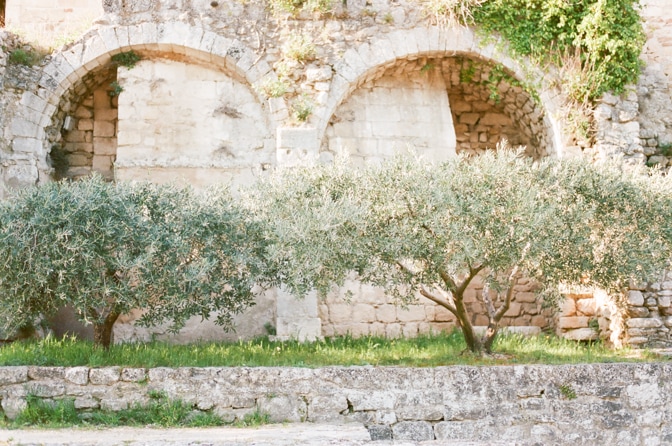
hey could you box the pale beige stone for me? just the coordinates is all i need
[557,316,590,329]
[397,305,427,322]
[376,305,397,323]
[576,298,597,316]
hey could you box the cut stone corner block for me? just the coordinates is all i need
[275,288,323,342]
[276,127,320,167]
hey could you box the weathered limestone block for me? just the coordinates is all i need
[28,367,65,380]
[368,424,393,441]
[89,367,121,385]
[629,306,650,318]
[307,395,348,422]
[25,382,66,398]
[628,290,645,306]
[65,367,90,385]
[562,328,599,341]
[121,368,146,383]
[561,298,576,316]
[392,421,434,441]
[347,391,396,411]
[397,305,426,322]
[257,394,307,423]
[626,318,663,329]
[1,397,27,420]
[0,367,29,385]
[375,410,397,425]
[557,316,590,329]
[74,396,100,409]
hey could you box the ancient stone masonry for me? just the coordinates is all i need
[1,364,671,445]
[1,0,672,346]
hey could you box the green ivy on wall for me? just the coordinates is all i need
[472,0,645,103]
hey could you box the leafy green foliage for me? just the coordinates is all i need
[108,80,123,97]
[255,77,290,98]
[291,94,314,122]
[0,176,264,348]
[0,332,652,368]
[471,0,645,102]
[111,50,141,69]
[245,151,672,353]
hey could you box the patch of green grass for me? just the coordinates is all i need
[0,331,656,368]
[12,395,80,428]
[3,391,226,429]
[7,48,44,66]
[234,410,271,427]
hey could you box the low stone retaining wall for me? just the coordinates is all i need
[0,364,670,445]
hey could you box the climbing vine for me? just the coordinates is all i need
[471,0,645,103]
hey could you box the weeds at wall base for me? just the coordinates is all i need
[0,392,253,429]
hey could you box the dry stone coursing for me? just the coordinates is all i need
[1,364,671,445]
[321,274,553,339]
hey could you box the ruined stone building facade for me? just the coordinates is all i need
[1,0,671,346]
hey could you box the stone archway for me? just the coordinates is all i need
[14,22,289,185]
[316,26,567,159]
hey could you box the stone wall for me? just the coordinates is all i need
[114,58,275,189]
[1,364,671,444]
[59,81,118,180]
[325,61,457,165]
[320,274,552,339]
[625,272,672,347]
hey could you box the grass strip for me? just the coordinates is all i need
[0,331,658,368]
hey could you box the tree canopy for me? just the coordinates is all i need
[0,176,264,348]
[245,150,672,353]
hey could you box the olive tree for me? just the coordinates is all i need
[0,176,264,348]
[245,150,672,354]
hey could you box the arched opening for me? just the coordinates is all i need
[322,54,548,165]
[46,48,276,189]
[319,53,553,338]
[52,67,118,181]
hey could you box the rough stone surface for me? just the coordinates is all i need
[0,364,671,444]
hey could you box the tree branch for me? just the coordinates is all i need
[481,281,496,319]
[455,264,485,295]
[438,267,458,293]
[419,286,458,315]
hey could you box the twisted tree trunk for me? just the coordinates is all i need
[90,309,120,349]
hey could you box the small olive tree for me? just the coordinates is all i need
[0,176,264,348]
[245,151,672,354]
